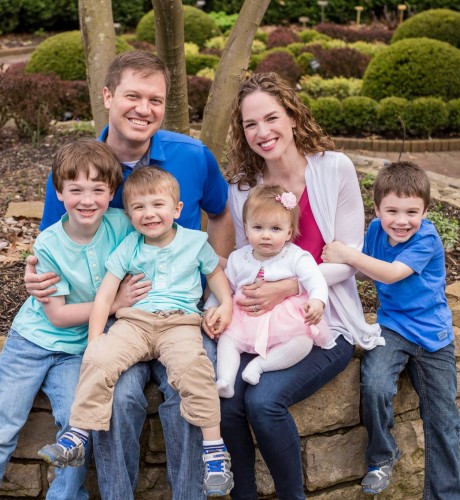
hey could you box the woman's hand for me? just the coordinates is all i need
[237,278,299,316]
[24,255,60,303]
[110,274,152,314]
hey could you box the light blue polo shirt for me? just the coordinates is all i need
[106,224,219,315]
[12,208,132,354]
[40,128,228,231]
[363,218,453,352]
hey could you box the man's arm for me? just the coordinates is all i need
[206,202,235,259]
[322,241,414,284]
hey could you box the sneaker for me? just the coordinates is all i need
[203,449,234,497]
[361,462,395,494]
[38,431,87,468]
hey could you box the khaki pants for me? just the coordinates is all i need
[70,308,220,431]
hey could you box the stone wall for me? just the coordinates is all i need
[1,282,459,499]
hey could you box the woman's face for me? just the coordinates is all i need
[240,91,296,162]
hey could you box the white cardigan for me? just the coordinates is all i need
[228,151,383,350]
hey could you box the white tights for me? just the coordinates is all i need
[216,335,313,398]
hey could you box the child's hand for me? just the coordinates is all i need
[304,298,324,325]
[321,241,351,264]
[203,304,232,339]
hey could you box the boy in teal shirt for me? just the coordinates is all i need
[0,139,135,499]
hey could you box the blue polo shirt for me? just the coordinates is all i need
[363,218,453,352]
[40,128,228,231]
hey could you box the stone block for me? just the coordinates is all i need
[146,416,166,464]
[309,483,368,499]
[394,370,419,416]
[134,467,170,499]
[145,382,162,415]
[5,201,44,220]
[254,448,275,496]
[0,463,42,497]
[32,391,51,411]
[13,412,57,459]
[291,358,360,436]
[305,426,368,490]
[447,281,460,300]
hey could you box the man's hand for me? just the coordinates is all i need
[110,274,152,314]
[304,298,325,325]
[24,255,60,303]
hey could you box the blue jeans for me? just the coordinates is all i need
[92,333,217,500]
[361,326,460,500]
[220,335,354,500]
[0,330,89,500]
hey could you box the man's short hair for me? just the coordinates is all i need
[122,167,180,210]
[52,139,123,194]
[104,51,171,95]
[373,161,431,210]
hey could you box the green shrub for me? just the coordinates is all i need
[254,29,268,44]
[287,43,308,58]
[296,52,316,75]
[18,0,78,32]
[447,99,460,132]
[185,53,220,75]
[406,97,448,138]
[112,0,150,29]
[205,36,227,51]
[309,97,343,135]
[196,67,215,80]
[299,29,331,43]
[136,6,221,48]
[0,0,21,35]
[184,42,200,56]
[208,11,238,33]
[299,75,362,100]
[342,96,378,133]
[26,31,133,81]
[251,39,267,55]
[298,92,312,108]
[348,41,387,58]
[305,38,347,50]
[392,9,460,49]
[427,205,459,252]
[362,38,460,101]
[376,97,410,134]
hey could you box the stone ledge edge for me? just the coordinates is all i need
[334,137,460,152]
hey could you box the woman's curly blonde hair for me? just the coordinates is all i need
[227,72,335,189]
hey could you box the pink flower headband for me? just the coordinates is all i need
[275,192,297,210]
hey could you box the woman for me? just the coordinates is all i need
[220,72,383,499]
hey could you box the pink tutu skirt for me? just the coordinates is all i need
[222,291,334,358]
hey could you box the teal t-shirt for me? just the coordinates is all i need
[106,224,219,315]
[12,208,132,354]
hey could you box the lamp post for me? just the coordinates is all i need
[397,4,407,24]
[317,0,328,23]
[298,16,309,29]
[355,6,363,26]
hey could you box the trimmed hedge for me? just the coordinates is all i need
[342,96,378,133]
[299,75,362,100]
[392,9,460,49]
[447,99,460,132]
[406,97,448,138]
[376,97,410,134]
[309,97,343,135]
[254,51,302,86]
[136,6,221,48]
[185,53,220,76]
[26,31,133,81]
[361,38,460,101]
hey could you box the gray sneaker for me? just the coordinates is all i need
[38,431,87,468]
[361,462,395,494]
[203,449,234,497]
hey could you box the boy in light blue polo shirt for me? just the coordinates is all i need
[40,167,235,497]
[322,162,460,498]
[0,139,133,499]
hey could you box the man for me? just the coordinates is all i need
[25,50,234,500]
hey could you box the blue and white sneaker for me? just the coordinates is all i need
[203,447,234,496]
[361,462,395,494]
[38,430,88,468]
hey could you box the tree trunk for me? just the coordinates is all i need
[152,0,190,134]
[78,0,116,137]
[201,0,271,164]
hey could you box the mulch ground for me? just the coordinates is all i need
[0,126,459,335]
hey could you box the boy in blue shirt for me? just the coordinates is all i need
[39,167,234,497]
[0,139,134,499]
[322,162,460,498]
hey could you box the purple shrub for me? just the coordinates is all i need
[267,27,301,49]
[255,51,302,86]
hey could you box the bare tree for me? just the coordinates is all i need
[78,0,116,136]
[152,0,190,134]
[201,0,271,162]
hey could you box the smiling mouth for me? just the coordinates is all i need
[129,118,150,127]
[259,138,276,149]
[78,209,97,216]
[392,228,410,235]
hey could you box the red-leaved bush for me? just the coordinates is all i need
[315,22,393,44]
[267,27,301,49]
[187,75,212,121]
[255,51,302,85]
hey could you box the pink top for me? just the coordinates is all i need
[294,188,325,264]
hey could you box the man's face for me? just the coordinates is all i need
[103,69,167,149]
